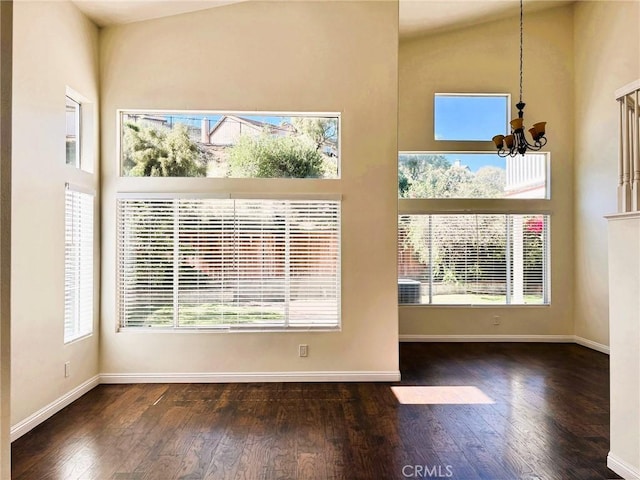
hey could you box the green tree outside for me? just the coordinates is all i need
[227,134,325,178]
[122,122,208,177]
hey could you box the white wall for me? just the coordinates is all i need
[398,5,575,338]
[573,0,640,347]
[100,1,400,379]
[607,214,640,479]
[574,2,640,476]
[11,1,100,428]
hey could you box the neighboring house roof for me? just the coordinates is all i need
[128,114,168,124]
[208,115,292,138]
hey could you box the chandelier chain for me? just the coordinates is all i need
[519,0,524,103]
[491,0,547,157]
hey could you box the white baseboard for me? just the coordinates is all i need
[100,370,402,384]
[574,335,610,354]
[10,374,100,442]
[399,334,611,355]
[608,452,640,479]
[399,334,575,343]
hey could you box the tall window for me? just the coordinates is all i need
[117,197,340,330]
[398,93,550,306]
[116,110,341,331]
[64,186,94,342]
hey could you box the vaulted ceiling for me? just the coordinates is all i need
[70,0,574,37]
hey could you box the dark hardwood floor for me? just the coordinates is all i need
[12,343,619,479]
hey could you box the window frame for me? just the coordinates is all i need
[434,93,511,142]
[398,149,552,307]
[398,151,550,200]
[398,213,551,306]
[65,95,81,168]
[114,107,344,334]
[116,109,342,179]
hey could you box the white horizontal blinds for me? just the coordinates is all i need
[232,200,287,326]
[508,215,549,305]
[177,199,236,326]
[287,201,340,327]
[118,199,175,327]
[64,188,94,342]
[398,215,430,304]
[397,214,549,305]
[118,198,340,328]
[432,215,508,304]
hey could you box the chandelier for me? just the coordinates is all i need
[492,0,547,157]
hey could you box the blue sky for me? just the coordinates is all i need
[434,95,508,141]
[162,113,286,128]
[443,153,505,172]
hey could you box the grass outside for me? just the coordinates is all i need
[144,303,285,326]
[429,294,544,305]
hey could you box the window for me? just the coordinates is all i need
[434,94,509,141]
[399,152,548,199]
[400,93,550,306]
[398,214,549,305]
[117,197,340,330]
[66,96,81,167]
[119,111,340,178]
[64,186,94,342]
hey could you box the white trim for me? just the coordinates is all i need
[116,192,342,201]
[608,452,640,480]
[100,370,401,384]
[605,211,640,221]
[10,375,100,442]
[398,198,552,216]
[615,79,640,101]
[399,334,574,343]
[65,182,96,196]
[118,108,342,117]
[574,336,610,354]
[399,335,610,354]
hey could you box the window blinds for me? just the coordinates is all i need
[64,187,94,342]
[398,214,549,305]
[117,198,340,329]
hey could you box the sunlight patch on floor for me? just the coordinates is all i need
[391,386,494,405]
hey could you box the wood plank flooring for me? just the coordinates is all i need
[12,343,619,479]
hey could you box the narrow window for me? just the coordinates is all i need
[66,96,81,167]
[64,186,94,342]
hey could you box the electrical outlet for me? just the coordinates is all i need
[493,315,501,326]
[299,344,309,357]
[64,361,71,378]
